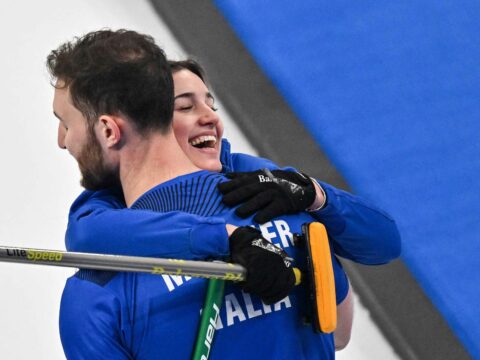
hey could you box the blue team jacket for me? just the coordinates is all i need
[60,171,350,359]
[66,139,400,264]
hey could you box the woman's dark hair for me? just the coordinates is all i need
[47,29,174,134]
[169,59,207,84]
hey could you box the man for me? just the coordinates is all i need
[49,29,350,359]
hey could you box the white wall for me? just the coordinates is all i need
[0,1,397,358]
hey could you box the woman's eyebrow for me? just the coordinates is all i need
[174,92,194,100]
[174,92,215,101]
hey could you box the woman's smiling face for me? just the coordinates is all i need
[172,69,224,172]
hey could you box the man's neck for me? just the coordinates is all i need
[119,131,201,207]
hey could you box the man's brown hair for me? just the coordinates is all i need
[47,29,174,134]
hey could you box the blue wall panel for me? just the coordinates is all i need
[214,0,480,356]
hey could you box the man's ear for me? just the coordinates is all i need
[97,115,122,148]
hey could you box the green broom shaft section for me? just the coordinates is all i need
[192,279,226,360]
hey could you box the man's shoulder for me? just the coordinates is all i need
[69,188,125,216]
[132,170,228,215]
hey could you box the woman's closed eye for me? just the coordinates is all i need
[176,105,193,112]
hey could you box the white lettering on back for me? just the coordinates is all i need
[262,302,272,314]
[259,222,275,243]
[162,275,192,292]
[274,296,292,311]
[242,292,263,319]
[225,293,247,326]
[274,220,293,248]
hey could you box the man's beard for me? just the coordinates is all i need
[77,131,120,191]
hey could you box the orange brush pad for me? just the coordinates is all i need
[305,222,337,333]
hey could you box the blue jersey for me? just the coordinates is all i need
[60,171,349,359]
[66,139,400,264]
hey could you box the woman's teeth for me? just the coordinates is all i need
[190,135,217,148]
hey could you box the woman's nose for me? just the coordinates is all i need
[198,106,219,126]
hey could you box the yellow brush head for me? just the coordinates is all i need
[303,222,337,333]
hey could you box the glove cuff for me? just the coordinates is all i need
[306,177,327,211]
[229,226,261,250]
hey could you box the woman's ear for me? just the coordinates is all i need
[98,115,122,148]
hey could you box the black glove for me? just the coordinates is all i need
[229,226,295,304]
[218,169,316,224]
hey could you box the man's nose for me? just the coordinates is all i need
[57,124,66,149]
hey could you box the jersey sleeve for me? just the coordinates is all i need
[229,152,279,172]
[312,181,401,265]
[59,276,132,360]
[229,153,401,265]
[66,189,229,260]
[332,254,349,304]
